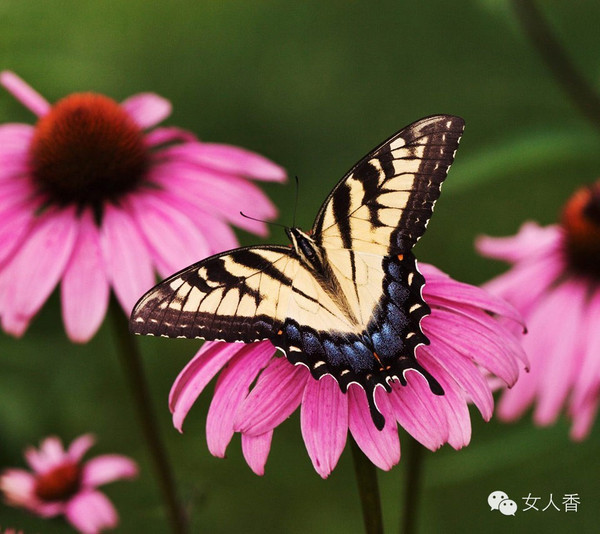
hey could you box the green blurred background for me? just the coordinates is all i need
[1,1,599,532]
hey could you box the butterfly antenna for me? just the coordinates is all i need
[293,175,300,228]
[239,211,287,230]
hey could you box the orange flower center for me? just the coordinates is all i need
[561,182,600,276]
[29,93,149,212]
[34,462,82,502]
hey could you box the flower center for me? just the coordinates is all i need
[561,182,600,276]
[34,462,82,502]
[29,93,149,211]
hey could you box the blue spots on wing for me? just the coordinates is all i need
[285,322,301,346]
[387,280,410,306]
[372,322,405,360]
[341,341,373,371]
[302,330,323,357]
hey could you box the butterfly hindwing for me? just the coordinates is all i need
[314,115,465,255]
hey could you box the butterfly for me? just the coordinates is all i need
[130,115,465,430]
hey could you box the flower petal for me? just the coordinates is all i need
[169,341,242,432]
[235,358,308,436]
[206,341,274,458]
[65,490,118,534]
[127,192,210,278]
[0,71,51,117]
[0,123,34,158]
[0,469,36,506]
[388,375,449,451]
[416,353,471,449]
[120,93,171,129]
[0,208,77,337]
[241,431,273,476]
[100,204,155,315]
[145,127,197,147]
[67,434,96,463]
[300,375,348,479]
[162,142,287,181]
[82,455,138,488]
[476,222,562,263]
[348,385,400,470]
[61,210,110,343]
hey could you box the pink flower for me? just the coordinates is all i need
[0,71,285,342]
[0,434,137,534]
[169,263,527,478]
[477,182,600,440]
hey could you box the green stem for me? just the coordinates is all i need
[512,0,600,133]
[401,437,424,534]
[109,297,188,534]
[350,436,384,534]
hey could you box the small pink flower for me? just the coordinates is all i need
[169,263,527,478]
[0,434,137,534]
[477,182,600,441]
[0,71,285,342]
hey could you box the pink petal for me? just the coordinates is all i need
[127,193,210,278]
[0,469,36,505]
[534,281,586,425]
[0,123,34,157]
[67,434,96,463]
[300,375,348,479]
[162,142,286,181]
[0,71,51,117]
[424,312,520,387]
[424,275,524,327]
[154,189,239,254]
[145,127,197,147]
[206,341,274,458]
[416,353,471,449]
[234,358,309,436]
[100,204,155,315]
[348,385,400,470]
[241,431,273,476]
[0,197,36,266]
[423,341,494,421]
[65,490,118,534]
[82,455,138,488]
[120,93,171,129]
[570,399,598,441]
[0,208,78,336]
[61,210,110,343]
[572,292,600,409]
[169,341,242,431]
[388,374,449,451]
[150,163,277,236]
[25,436,66,473]
[475,222,562,263]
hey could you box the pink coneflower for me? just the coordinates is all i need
[169,263,527,478]
[477,182,600,440]
[0,434,137,534]
[0,71,285,342]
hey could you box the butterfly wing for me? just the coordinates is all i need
[313,114,465,255]
[130,245,298,341]
[130,244,359,343]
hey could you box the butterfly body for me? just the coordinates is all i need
[130,115,465,429]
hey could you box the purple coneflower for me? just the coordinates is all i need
[478,181,600,440]
[169,262,527,478]
[0,434,137,534]
[0,71,285,342]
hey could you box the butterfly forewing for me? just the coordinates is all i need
[314,115,465,255]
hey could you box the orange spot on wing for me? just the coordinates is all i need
[277,329,283,335]
[373,352,384,370]
[397,254,404,261]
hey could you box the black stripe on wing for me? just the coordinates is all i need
[129,245,295,342]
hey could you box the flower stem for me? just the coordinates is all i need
[350,436,384,534]
[512,0,600,134]
[400,437,424,534]
[109,296,188,534]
